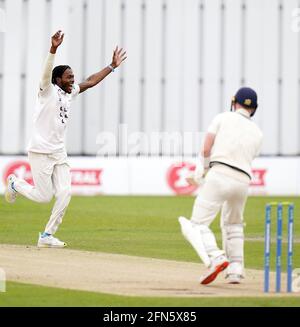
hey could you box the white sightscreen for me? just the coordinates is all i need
[0,0,299,156]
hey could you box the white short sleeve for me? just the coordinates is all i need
[207,113,223,134]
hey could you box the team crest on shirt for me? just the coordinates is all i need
[57,89,69,124]
[59,106,69,124]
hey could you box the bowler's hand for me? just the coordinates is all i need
[50,30,64,54]
[111,46,127,69]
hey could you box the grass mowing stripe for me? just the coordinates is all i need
[1,196,300,270]
[0,282,300,307]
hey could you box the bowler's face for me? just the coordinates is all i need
[60,69,75,94]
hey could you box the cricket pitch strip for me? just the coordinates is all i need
[0,244,298,297]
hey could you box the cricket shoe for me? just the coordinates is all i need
[225,262,244,284]
[5,174,18,203]
[199,254,229,285]
[37,233,67,248]
[225,273,243,284]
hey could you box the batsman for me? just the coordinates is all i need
[179,87,263,284]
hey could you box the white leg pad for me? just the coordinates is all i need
[179,217,211,267]
[199,224,224,260]
[223,224,244,267]
[179,217,224,267]
[226,262,244,276]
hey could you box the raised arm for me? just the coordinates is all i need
[79,46,127,94]
[40,30,64,91]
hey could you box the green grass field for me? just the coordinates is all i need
[1,195,300,306]
[2,282,300,307]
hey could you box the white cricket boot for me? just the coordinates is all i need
[5,174,18,203]
[199,254,229,285]
[226,274,243,284]
[225,262,244,284]
[37,233,67,248]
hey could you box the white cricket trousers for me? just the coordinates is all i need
[191,164,250,271]
[14,151,71,235]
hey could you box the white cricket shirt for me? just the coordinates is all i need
[207,109,263,177]
[27,83,80,154]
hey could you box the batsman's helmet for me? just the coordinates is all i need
[231,87,258,117]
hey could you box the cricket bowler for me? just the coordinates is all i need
[5,30,127,248]
[179,87,263,284]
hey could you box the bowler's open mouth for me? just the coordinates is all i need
[67,84,73,93]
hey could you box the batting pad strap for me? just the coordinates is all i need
[224,223,244,237]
